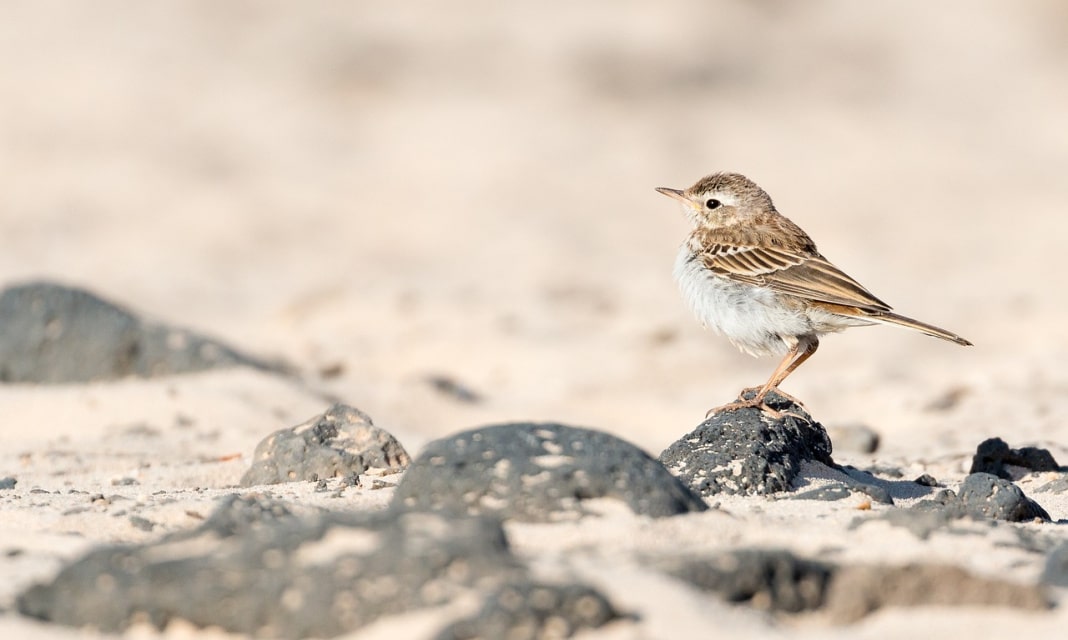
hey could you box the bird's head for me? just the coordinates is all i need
[656,172,776,228]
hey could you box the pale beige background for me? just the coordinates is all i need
[1,2,1067,637]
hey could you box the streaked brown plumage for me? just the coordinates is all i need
[657,172,971,415]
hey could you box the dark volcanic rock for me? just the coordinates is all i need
[914,474,940,487]
[17,495,531,638]
[0,476,16,490]
[658,549,832,613]
[0,281,282,383]
[18,494,623,638]
[957,473,1050,521]
[656,549,1049,622]
[241,404,410,486]
[824,563,1050,623]
[912,473,1050,523]
[659,391,834,496]
[436,581,626,640]
[970,437,1060,479]
[392,423,707,521]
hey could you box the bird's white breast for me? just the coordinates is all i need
[673,245,810,357]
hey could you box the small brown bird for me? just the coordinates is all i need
[656,172,971,415]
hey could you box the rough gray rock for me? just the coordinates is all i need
[877,507,962,540]
[658,549,832,613]
[17,495,534,638]
[1035,474,1068,494]
[792,479,896,504]
[1041,542,1068,587]
[912,473,1050,522]
[826,423,880,454]
[392,423,708,522]
[824,563,1050,623]
[241,404,410,486]
[914,474,940,487]
[0,476,16,490]
[970,437,1061,479]
[0,281,282,383]
[791,483,852,502]
[655,549,1049,622]
[436,581,626,640]
[659,391,834,496]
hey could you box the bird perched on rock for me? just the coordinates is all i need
[657,172,971,416]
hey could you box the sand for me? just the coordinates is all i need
[1,1,1067,637]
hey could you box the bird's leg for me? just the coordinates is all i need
[751,337,819,406]
[707,338,820,418]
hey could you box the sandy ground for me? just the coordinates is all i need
[2,1,1068,637]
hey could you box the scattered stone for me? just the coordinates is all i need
[659,549,832,614]
[862,463,905,479]
[957,473,1050,521]
[1041,542,1068,587]
[0,281,285,383]
[1035,475,1068,494]
[849,483,891,505]
[393,423,707,522]
[18,495,536,638]
[913,473,1050,523]
[970,437,1060,479]
[317,362,346,379]
[659,391,834,497]
[436,581,626,640]
[877,507,961,540]
[111,477,139,487]
[424,373,482,403]
[657,549,1050,622]
[791,484,852,502]
[914,474,940,487]
[923,385,970,412]
[834,468,894,505]
[128,516,155,532]
[826,424,880,454]
[0,476,16,490]
[824,563,1050,623]
[240,404,409,487]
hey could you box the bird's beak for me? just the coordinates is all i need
[655,187,689,205]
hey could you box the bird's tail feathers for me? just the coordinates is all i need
[865,311,972,346]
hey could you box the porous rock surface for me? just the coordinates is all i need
[241,403,410,486]
[392,422,708,521]
[436,581,626,640]
[657,549,832,613]
[970,437,1060,479]
[659,391,834,496]
[0,281,280,383]
[17,494,622,638]
[912,472,1051,523]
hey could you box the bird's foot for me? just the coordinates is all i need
[704,387,808,420]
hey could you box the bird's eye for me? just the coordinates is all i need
[705,199,721,210]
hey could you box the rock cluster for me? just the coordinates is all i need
[0,281,282,382]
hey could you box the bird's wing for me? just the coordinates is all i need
[702,243,892,312]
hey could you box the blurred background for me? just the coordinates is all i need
[2,0,1066,454]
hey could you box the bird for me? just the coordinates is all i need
[656,171,971,416]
